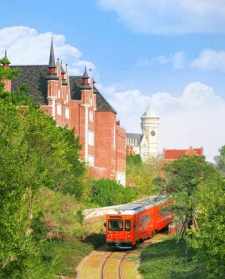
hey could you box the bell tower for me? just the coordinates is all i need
[140,106,160,161]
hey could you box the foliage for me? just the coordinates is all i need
[33,188,103,277]
[127,154,142,166]
[191,170,225,278]
[154,154,225,277]
[156,156,211,238]
[41,239,92,277]
[0,66,85,277]
[89,179,137,207]
[215,145,225,175]
[126,155,161,197]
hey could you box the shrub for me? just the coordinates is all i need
[89,179,137,207]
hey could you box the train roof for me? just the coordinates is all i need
[108,195,169,216]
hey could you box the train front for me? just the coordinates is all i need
[105,215,135,249]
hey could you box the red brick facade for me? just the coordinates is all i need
[163,147,204,161]
[1,44,126,185]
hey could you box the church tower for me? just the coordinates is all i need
[140,106,160,161]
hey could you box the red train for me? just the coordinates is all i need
[104,195,173,249]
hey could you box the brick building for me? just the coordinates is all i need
[163,147,204,161]
[1,41,126,185]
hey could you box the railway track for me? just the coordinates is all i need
[101,251,129,279]
[76,234,167,279]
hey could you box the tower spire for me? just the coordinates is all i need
[83,65,89,78]
[49,37,56,68]
[47,38,58,79]
[81,65,91,88]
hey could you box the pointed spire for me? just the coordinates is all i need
[47,38,59,80]
[49,37,56,68]
[83,65,89,78]
[81,65,91,88]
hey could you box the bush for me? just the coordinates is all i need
[89,179,137,207]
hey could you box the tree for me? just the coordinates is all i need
[215,145,225,175]
[0,67,85,277]
[157,156,211,238]
[192,167,225,278]
[89,179,137,207]
[126,155,161,197]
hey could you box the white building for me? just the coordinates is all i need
[127,107,160,161]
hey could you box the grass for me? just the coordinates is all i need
[41,239,93,277]
[139,238,205,279]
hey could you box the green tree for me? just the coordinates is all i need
[191,168,225,278]
[0,67,85,278]
[215,145,225,175]
[126,155,161,197]
[89,179,137,207]
[157,156,211,238]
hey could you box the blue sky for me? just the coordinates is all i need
[1,0,225,160]
[1,0,225,94]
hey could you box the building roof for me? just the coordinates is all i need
[11,65,116,113]
[164,147,204,160]
[108,195,168,215]
[12,65,48,104]
[69,75,116,113]
[126,133,142,142]
[142,105,159,118]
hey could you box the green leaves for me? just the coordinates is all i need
[157,154,225,277]
[89,179,137,207]
[0,66,85,277]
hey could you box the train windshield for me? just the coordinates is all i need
[108,220,123,231]
[125,220,131,231]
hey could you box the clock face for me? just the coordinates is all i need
[151,130,156,136]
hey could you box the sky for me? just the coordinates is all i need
[1,0,225,161]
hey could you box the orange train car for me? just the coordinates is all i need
[104,195,173,249]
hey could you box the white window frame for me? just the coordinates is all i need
[88,130,94,146]
[89,110,94,122]
[58,89,61,99]
[57,104,62,116]
[65,107,70,119]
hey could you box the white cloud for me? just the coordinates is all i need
[98,0,225,34]
[191,49,225,72]
[148,52,186,69]
[0,26,95,75]
[102,82,225,161]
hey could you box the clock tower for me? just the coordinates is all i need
[140,106,160,161]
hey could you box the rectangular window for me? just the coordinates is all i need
[65,107,69,119]
[89,110,94,122]
[57,104,62,116]
[88,130,94,146]
[108,220,123,231]
[113,126,116,148]
[125,220,131,231]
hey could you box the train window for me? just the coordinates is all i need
[108,220,123,231]
[125,220,131,231]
